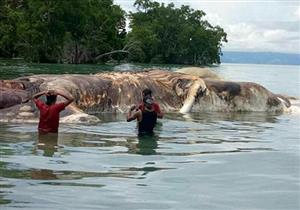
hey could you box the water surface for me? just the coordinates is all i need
[0,61,299,209]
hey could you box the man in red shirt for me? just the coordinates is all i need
[138,88,163,118]
[127,95,158,135]
[33,90,74,134]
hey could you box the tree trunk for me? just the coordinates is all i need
[74,42,78,64]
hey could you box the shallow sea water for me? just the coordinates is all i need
[0,62,299,209]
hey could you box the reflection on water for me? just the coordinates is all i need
[0,111,299,209]
[0,60,182,80]
[36,133,59,157]
[129,134,159,155]
[0,181,14,205]
[167,111,280,124]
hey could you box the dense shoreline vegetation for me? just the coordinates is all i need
[0,0,227,65]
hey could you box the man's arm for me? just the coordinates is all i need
[32,91,47,109]
[54,90,74,106]
[32,91,47,99]
[155,103,164,118]
[127,105,141,122]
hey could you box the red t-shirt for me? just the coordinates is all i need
[34,99,66,134]
[138,102,161,113]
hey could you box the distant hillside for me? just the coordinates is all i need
[221,51,300,65]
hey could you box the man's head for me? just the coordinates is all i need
[142,88,152,97]
[143,95,153,109]
[46,95,57,105]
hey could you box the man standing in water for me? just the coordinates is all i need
[127,95,158,135]
[139,88,164,119]
[33,90,74,134]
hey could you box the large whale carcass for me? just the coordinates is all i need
[0,69,292,123]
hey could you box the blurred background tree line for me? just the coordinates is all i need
[0,0,227,65]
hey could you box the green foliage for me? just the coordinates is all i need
[0,0,126,63]
[128,0,227,65]
[0,0,227,65]
[0,0,22,58]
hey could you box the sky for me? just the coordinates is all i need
[114,0,300,54]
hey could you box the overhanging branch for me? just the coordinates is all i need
[95,50,129,60]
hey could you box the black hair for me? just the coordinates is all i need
[142,88,152,97]
[46,95,57,105]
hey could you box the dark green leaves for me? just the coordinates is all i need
[127,0,227,65]
[0,0,126,63]
[0,0,227,65]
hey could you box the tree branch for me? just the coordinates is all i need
[95,50,129,60]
